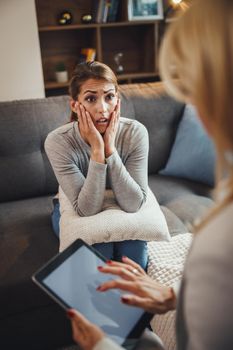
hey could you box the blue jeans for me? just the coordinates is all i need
[51,201,148,270]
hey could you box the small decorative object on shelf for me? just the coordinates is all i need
[127,0,163,21]
[79,48,96,62]
[57,10,73,25]
[81,14,93,23]
[55,62,68,83]
[114,52,124,74]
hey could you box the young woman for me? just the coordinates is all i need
[67,0,233,349]
[45,61,149,269]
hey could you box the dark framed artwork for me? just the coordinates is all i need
[128,0,164,20]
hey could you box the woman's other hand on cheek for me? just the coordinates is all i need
[67,309,105,350]
[104,99,120,158]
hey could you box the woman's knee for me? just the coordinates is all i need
[92,242,114,261]
[51,201,60,238]
[114,240,148,270]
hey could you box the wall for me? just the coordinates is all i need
[0,0,45,102]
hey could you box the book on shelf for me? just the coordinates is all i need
[96,0,105,23]
[107,0,120,22]
[80,48,96,62]
[102,0,111,23]
[92,0,119,23]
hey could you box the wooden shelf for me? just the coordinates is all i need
[39,24,98,31]
[39,20,163,32]
[35,0,163,96]
[45,81,69,89]
[45,72,159,90]
[117,72,159,81]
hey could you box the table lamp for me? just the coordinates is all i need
[164,0,189,19]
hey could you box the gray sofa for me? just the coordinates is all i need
[0,82,214,349]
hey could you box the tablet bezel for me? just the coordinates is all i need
[32,239,153,345]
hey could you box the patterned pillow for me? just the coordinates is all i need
[148,233,193,350]
[59,186,170,252]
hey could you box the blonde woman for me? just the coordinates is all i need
[67,1,233,349]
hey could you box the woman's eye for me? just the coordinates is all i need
[106,93,115,101]
[85,95,96,103]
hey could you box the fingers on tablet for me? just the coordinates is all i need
[96,279,140,293]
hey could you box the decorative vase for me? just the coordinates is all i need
[55,71,68,83]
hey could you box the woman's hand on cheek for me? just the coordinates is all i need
[76,102,97,142]
[104,99,120,158]
[76,102,105,163]
[67,309,105,350]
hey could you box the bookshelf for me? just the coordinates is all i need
[35,0,164,96]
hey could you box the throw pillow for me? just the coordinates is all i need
[159,104,216,186]
[148,232,193,350]
[59,186,171,252]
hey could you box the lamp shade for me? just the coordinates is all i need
[164,0,189,19]
[171,0,183,4]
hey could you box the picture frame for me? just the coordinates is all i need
[128,0,164,21]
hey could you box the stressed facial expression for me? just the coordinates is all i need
[78,78,118,133]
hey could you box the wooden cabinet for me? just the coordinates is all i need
[35,0,164,96]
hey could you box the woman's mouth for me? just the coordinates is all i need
[96,118,108,125]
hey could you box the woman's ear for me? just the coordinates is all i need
[70,99,77,113]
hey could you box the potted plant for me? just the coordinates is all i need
[55,62,68,83]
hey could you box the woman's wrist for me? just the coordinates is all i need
[105,146,115,158]
[91,149,105,164]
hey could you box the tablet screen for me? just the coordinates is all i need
[38,243,147,346]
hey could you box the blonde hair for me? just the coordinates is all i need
[159,0,233,218]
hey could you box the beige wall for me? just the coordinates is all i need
[0,0,44,101]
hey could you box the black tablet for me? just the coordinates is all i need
[32,239,153,347]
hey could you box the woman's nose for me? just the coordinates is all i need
[96,98,107,113]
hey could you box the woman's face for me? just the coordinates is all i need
[77,78,118,134]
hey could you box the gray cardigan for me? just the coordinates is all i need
[45,118,148,216]
[177,201,233,350]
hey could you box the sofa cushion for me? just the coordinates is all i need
[120,83,185,174]
[0,195,59,317]
[0,96,70,202]
[0,305,72,349]
[149,174,214,231]
[165,195,214,231]
[160,206,188,236]
[159,104,216,186]
[149,174,213,204]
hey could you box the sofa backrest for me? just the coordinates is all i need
[120,82,185,174]
[0,96,70,202]
[0,82,184,202]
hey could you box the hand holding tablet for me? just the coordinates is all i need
[32,239,153,347]
[67,309,106,350]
